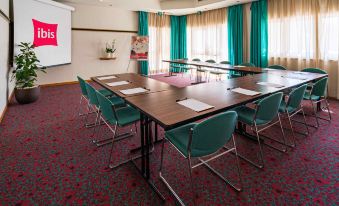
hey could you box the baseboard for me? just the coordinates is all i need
[40,79,92,87]
[0,90,14,123]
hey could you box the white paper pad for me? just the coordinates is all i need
[106,81,129,87]
[293,71,306,75]
[119,87,148,95]
[177,98,214,112]
[98,76,117,80]
[231,88,261,96]
[257,82,284,88]
[282,75,307,80]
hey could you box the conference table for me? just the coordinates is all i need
[92,69,327,203]
[163,59,264,84]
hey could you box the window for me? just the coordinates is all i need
[186,8,228,62]
[319,12,339,61]
[268,15,316,59]
[148,13,171,74]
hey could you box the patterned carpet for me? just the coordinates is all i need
[0,74,338,205]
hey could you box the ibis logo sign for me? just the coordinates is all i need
[32,19,58,47]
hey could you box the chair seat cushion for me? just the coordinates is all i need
[166,123,204,157]
[303,92,320,101]
[108,106,140,126]
[99,89,114,97]
[278,100,297,114]
[233,106,270,126]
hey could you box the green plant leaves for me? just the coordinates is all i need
[12,42,46,88]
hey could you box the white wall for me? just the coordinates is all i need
[36,3,139,84]
[0,0,10,118]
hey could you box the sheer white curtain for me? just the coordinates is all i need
[187,8,228,62]
[268,0,339,98]
[148,13,171,74]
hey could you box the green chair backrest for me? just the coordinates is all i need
[205,59,216,63]
[85,83,100,107]
[302,68,327,74]
[239,62,255,67]
[268,65,287,70]
[256,92,283,123]
[220,61,230,64]
[192,58,201,62]
[287,84,307,110]
[311,77,328,97]
[77,76,88,96]
[191,111,237,157]
[96,91,118,123]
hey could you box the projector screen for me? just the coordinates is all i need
[13,0,74,67]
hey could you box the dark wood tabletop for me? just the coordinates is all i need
[125,71,327,130]
[91,73,178,98]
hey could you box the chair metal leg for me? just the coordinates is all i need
[232,135,243,191]
[301,108,310,135]
[324,99,332,120]
[286,113,296,147]
[78,95,85,116]
[187,155,196,206]
[108,124,118,167]
[254,125,265,168]
[311,100,320,128]
[159,140,186,206]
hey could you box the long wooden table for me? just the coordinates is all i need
[92,73,178,98]
[92,70,327,203]
[163,59,264,84]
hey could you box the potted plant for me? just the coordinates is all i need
[105,39,116,58]
[12,42,46,104]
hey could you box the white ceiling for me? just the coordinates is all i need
[57,0,256,15]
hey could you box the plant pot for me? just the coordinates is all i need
[14,86,40,104]
[106,53,113,58]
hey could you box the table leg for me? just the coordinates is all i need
[140,113,145,174]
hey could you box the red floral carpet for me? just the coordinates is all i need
[0,74,338,205]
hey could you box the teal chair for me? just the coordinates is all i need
[96,91,140,169]
[268,65,287,70]
[233,92,286,168]
[192,58,201,62]
[301,67,328,97]
[77,76,113,116]
[301,68,327,74]
[303,77,331,127]
[85,83,125,145]
[220,60,231,64]
[159,111,242,205]
[204,59,226,82]
[279,84,309,147]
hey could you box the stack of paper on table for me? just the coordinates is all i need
[98,75,117,80]
[106,81,129,87]
[119,87,148,95]
[257,82,284,88]
[231,88,261,96]
[177,98,214,112]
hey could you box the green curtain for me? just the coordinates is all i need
[138,11,149,75]
[170,16,187,72]
[228,5,243,66]
[250,0,268,67]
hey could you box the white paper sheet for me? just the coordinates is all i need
[98,75,117,80]
[106,81,129,87]
[177,98,214,112]
[257,82,284,88]
[119,87,148,95]
[231,88,261,96]
[282,75,307,80]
